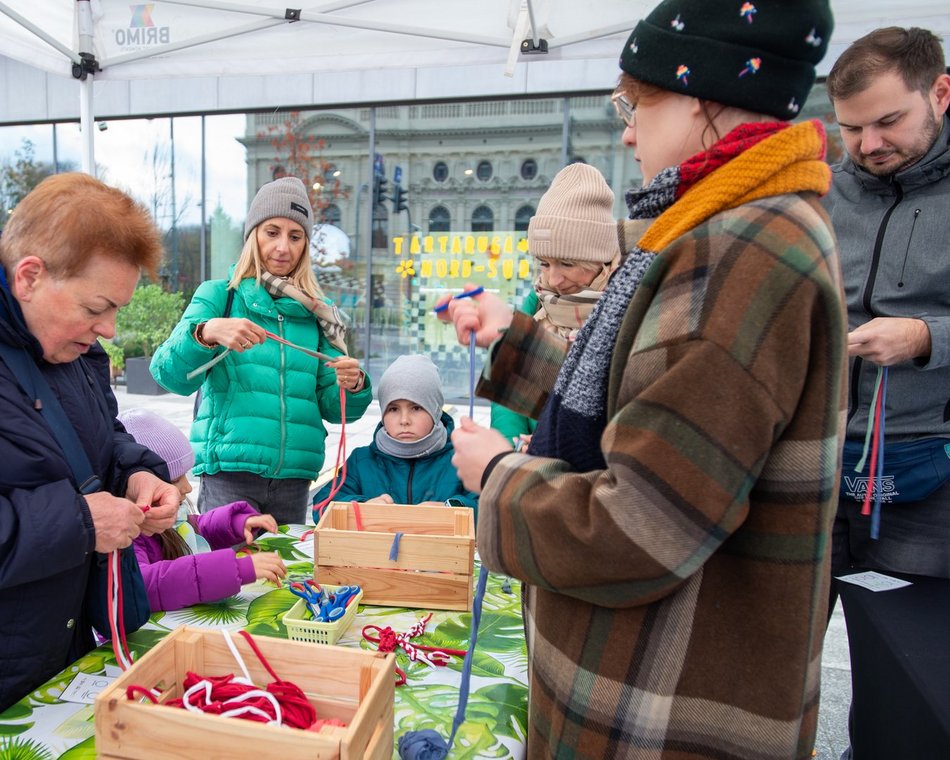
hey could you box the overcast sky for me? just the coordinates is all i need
[0,114,248,227]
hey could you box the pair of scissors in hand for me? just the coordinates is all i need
[288,579,325,620]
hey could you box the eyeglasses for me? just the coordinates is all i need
[611,91,636,128]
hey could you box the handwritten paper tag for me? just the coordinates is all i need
[60,673,116,704]
[836,571,912,592]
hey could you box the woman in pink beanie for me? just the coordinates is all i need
[118,409,286,611]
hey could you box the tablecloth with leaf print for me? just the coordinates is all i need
[0,525,528,759]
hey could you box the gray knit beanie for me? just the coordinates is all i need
[377,355,444,424]
[244,176,314,241]
[528,163,620,264]
[118,408,194,481]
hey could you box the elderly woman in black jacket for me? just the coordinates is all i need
[0,173,179,711]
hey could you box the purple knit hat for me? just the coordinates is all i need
[118,408,194,481]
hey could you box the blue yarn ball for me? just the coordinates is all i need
[398,729,450,760]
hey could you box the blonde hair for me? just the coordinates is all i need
[228,225,325,301]
[0,172,163,280]
[535,257,612,292]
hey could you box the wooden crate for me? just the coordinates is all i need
[95,626,395,760]
[313,501,475,611]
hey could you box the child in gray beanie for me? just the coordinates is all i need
[312,355,477,518]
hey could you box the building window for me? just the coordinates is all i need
[520,159,537,180]
[514,205,534,232]
[476,160,493,182]
[320,203,341,225]
[472,205,494,232]
[433,161,449,182]
[428,205,451,233]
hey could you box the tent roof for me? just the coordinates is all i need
[1,0,948,125]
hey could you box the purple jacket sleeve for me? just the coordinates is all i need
[194,500,260,549]
[132,528,256,612]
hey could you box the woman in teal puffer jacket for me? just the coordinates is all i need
[151,177,372,524]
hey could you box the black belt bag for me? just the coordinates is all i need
[840,437,950,504]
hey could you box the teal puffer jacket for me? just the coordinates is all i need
[150,276,372,480]
[490,290,539,445]
[312,414,478,519]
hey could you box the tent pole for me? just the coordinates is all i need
[80,77,95,175]
[77,0,96,176]
[0,2,81,64]
[200,115,207,283]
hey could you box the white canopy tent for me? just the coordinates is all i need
[1,1,948,172]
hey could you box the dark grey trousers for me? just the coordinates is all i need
[196,470,311,526]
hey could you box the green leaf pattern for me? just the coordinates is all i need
[0,532,528,759]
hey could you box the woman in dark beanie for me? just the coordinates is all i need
[440,1,847,757]
[151,177,372,524]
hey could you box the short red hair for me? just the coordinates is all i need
[0,172,164,281]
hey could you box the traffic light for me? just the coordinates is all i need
[373,176,390,206]
[393,184,408,214]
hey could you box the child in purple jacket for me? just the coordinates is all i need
[118,409,287,611]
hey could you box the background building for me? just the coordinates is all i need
[240,87,838,395]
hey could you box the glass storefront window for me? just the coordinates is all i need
[2,82,840,399]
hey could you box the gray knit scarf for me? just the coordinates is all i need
[375,419,448,459]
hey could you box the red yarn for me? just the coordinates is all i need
[126,631,325,731]
[107,549,134,669]
[311,386,349,520]
[161,671,316,729]
[362,613,468,686]
[861,378,885,517]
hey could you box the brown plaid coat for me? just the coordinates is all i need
[477,191,847,759]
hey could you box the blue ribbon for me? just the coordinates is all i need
[389,531,403,561]
[397,565,490,759]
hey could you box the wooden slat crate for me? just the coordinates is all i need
[313,501,475,611]
[95,626,395,760]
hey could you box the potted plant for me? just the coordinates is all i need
[97,338,125,388]
[116,284,185,395]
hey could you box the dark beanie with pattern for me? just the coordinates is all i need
[619,0,833,120]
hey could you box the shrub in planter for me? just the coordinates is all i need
[97,338,125,387]
[116,284,185,395]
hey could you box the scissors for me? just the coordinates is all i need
[288,579,325,620]
[322,585,360,622]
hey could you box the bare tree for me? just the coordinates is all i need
[0,139,76,220]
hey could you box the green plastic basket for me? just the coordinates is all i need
[281,584,363,646]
